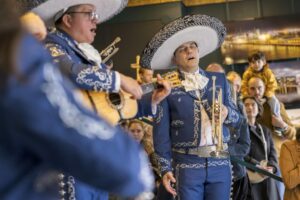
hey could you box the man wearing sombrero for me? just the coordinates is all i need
[18,0,170,111]
[1,0,160,200]
[141,14,242,199]
[15,0,171,199]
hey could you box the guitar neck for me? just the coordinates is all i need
[141,82,159,95]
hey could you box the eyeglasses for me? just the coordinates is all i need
[67,11,99,22]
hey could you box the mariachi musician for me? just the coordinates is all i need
[140,14,242,199]
[19,0,170,116]
[18,0,171,199]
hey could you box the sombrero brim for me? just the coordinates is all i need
[30,0,128,26]
[141,14,226,70]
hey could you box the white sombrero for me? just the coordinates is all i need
[140,14,226,70]
[17,0,128,26]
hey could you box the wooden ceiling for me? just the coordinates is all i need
[128,0,242,7]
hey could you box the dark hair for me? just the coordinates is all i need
[54,5,81,26]
[296,128,300,142]
[0,0,22,89]
[173,41,198,56]
[242,96,264,117]
[54,15,64,26]
[248,51,266,62]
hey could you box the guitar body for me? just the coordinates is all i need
[81,90,138,125]
[80,71,181,125]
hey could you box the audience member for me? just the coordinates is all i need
[247,77,296,156]
[128,120,145,143]
[206,62,225,73]
[280,128,300,200]
[227,71,242,102]
[227,71,252,200]
[243,96,281,200]
[241,51,282,134]
[139,67,154,84]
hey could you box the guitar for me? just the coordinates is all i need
[81,71,181,125]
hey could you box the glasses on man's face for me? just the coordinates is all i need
[67,11,99,22]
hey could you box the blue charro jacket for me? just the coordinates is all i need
[44,28,119,92]
[228,98,251,180]
[153,69,242,175]
[0,35,153,199]
[44,28,153,122]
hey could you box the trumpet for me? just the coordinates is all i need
[210,76,229,158]
[100,37,121,64]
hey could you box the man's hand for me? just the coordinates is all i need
[151,74,171,105]
[120,74,143,100]
[162,172,177,196]
[266,166,275,174]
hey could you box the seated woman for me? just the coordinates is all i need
[280,128,300,200]
[243,96,281,200]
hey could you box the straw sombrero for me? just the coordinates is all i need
[17,0,128,26]
[140,14,226,70]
